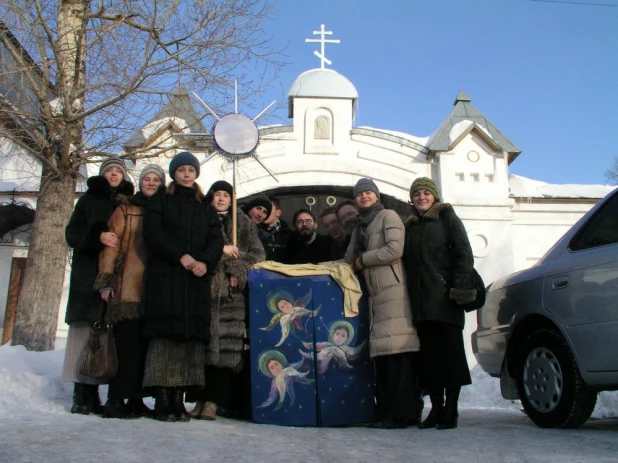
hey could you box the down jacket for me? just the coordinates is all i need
[330,209,420,358]
[207,211,265,369]
[403,202,475,328]
[65,176,134,324]
[142,184,224,343]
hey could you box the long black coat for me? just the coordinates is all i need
[65,176,134,324]
[143,184,224,343]
[402,202,474,328]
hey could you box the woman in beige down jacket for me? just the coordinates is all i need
[324,178,422,429]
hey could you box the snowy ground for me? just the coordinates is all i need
[1,342,617,463]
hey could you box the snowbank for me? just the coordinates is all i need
[509,174,615,199]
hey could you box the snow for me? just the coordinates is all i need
[509,174,616,199]
[358,126,433,147]
[448,120,492,145]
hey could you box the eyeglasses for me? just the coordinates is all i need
[295,219,314,226]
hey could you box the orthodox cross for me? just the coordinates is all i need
[305,24,340,69]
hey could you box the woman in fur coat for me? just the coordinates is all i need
[62,158,134,415]
[187,180,265,420]
[94,164,166,419]
[403,177,476,430]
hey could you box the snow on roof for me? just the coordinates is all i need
[358,126,433,147]
[449,119,492,145]
[509,174,615,199]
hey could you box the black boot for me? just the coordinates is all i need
[172,389,191,422]
[102,399,139,419]
[85,385,104,415]
[126,398,153,418]
[418,389,444,429]
[70,383,89,415]
[437,387,460,430]
[154,388,177,422]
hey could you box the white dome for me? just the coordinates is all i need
[287,68,358,117]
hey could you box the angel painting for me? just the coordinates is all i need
[260,289,319,347]
[299,320,367,375]
[257,350,313,410]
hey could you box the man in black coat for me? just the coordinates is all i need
[319,206,350,260]
[258,196,292,262]
[282,209,330,264]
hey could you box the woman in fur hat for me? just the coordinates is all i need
[187,180,265,420]
[141,152,224,422]
[94,164,166,419]
[62,158,134,415]
[403,177,475,430]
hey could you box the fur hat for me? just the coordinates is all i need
[244,194,272,217]
[410,177,440,201]
[99,158,128,179]
[139,164,166,186]
[353,178,380,198]
[169,151,200,179]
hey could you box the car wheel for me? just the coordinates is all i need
[516,328,597,428]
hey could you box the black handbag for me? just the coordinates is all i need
[79,301,118,379]
[459,268,486,313]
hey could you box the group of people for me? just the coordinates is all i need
[62,149,478,430]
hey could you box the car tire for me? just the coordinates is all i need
[516,328,597,428]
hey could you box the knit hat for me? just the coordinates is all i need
[139,164,166,186]
[410,177,440,201]
[208,180,234,197]
[244,194,272,217]
[353,178,380,198]
[169,151,200,179]
[99,158,128,179]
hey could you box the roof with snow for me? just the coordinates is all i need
[288,68,358,117]
[429,91,521,162]
[509,174,615,199]
[124,85,208,148]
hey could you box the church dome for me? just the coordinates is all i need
[287,68,358,117]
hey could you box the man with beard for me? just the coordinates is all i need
[336,200,359,236]
[319,206,350,260]
[282,209,330,264]
[258,196,292,262]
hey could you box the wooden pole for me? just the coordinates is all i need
[232,158,237,246]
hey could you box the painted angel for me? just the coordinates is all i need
[257,350,313,410]
[299,320,367,375]
[260,289,318,347]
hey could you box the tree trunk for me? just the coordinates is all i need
[11,172,76,351]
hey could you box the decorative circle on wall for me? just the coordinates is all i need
[467,229,489,258]
[467,150,480,163]
[305,196,316,206]
[326,196,337,206]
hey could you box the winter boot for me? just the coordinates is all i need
[102,399,138,419]
[188,401,204,418]
[200,401,217,421]
[172,389,191,422]
[154,388,177,422]
[418,389,445,429]
[126,398,153,418]
[437,387,460,430]
[86,385,104,415]
[70,383,90,415]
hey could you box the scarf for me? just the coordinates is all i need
[354,203,384,253]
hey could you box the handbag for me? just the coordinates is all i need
[79,301,118,379]
[459,268,486,313]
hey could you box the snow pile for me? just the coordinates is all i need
[448,120,492,145]
[358,126,433,147]
[509,174,615,199]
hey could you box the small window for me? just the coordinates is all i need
[456,173,465,182]
[570,193,618,251]
[485,174,494,183]
[471,173,480,182]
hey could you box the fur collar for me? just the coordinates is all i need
[86,175,134,199]
[405,201,452,224]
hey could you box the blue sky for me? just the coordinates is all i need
[245,0,618,185]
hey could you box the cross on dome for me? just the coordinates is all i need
[305,24,340,69]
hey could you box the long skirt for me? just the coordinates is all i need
[61,321,107,385]
[416,321,472,390]
[374,352,423,423]
[142,338,205,389]
[107,319,148,400]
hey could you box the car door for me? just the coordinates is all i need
[543,191,618,373]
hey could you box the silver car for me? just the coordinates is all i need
[472,188,618,428]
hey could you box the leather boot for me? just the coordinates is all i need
[86,385,103,415]
[172,388,191,422]
[70,383,89,415]
[188,401,204,418]
[103,399,139,419]
[437,387,460,430]
[126,398,153,418]
[418,389,444,429]
[154,388,177,422]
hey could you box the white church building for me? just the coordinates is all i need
[0,27,614,351]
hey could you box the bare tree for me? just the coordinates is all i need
[604,156,618,185]
[0,0,282,351]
